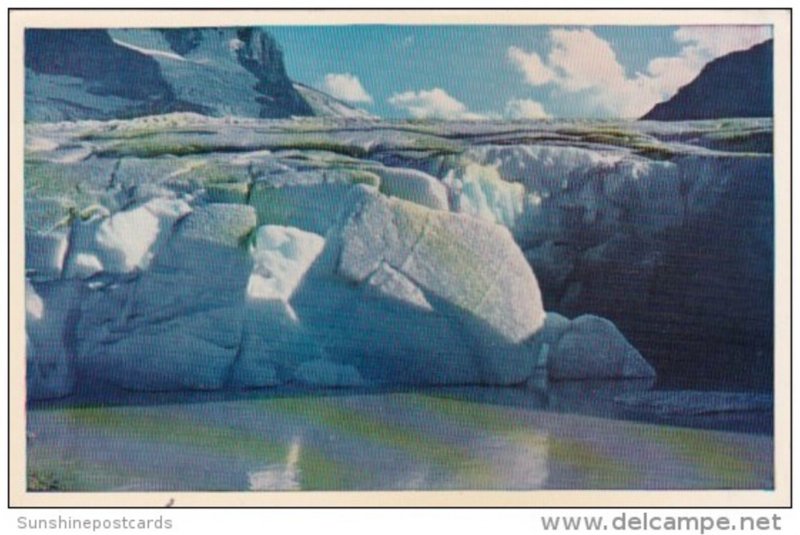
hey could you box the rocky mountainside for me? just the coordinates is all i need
[25,28,365,122]
[293,82,377,120]
[642,40,772,121]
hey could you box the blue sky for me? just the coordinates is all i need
[266,25,771,119]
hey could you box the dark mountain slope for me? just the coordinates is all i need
[642,40,772,121]
[25,27,316,121]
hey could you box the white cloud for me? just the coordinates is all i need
[675,25,772,58]
[322,73,373,104]
[388,88,486,120]
[644,50,706,95]
[508,26,771,118]
[505,98,550,119]
[547,29,628,93]
[507,46,556,86]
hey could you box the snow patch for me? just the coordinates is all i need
[247,225,325,302]
[111,37,188,62]
[373,166,449,211]
[70,253,104,279]
[64,198,191,277]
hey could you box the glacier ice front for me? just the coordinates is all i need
[46,115,782,397]
[531,313,656,380]
[231,224,329,388]
[291,186,546,386]
[75,203,257,391]
[25,280,78,400]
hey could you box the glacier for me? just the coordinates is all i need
[23,115,773,399]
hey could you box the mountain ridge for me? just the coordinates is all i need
[642,39,773,121]
[25,27,368,122]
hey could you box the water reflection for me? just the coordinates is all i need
[247,435,302,491]
[26,386,773,492]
